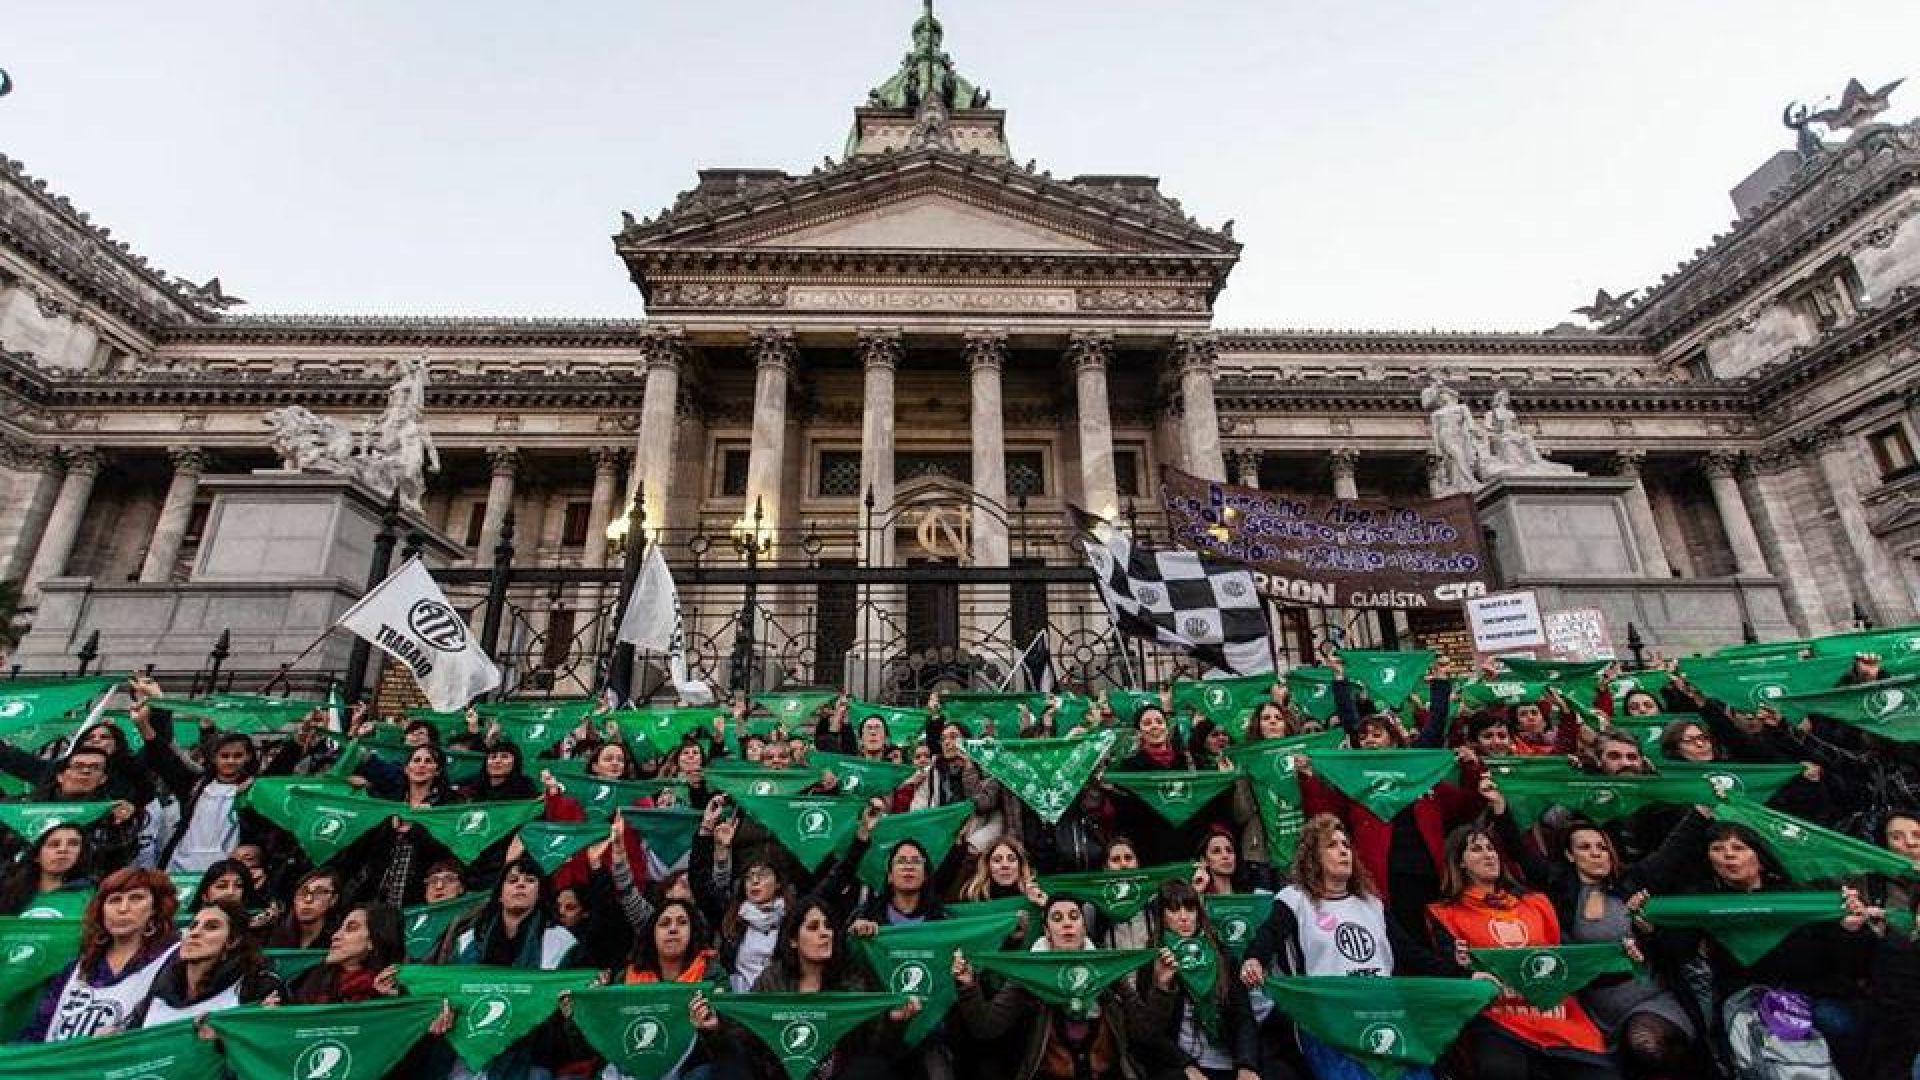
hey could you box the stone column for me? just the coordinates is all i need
[1172,333,1227,481]
[1329,447,1360,500]
[582,447,625,569]
[0,441,61,584]
[966,330,1010,568]
[138,447,208,583]
[856,329,902,566]
[1808,427,1919,623]
[1069,333,1119,519]
[744,328,797,535]
[1741,449,1824,634]
[1227,448,1262,489]
[631,327,684,531]
[476,447,519,567]
[1610,449,1674,578]
[24,447,103,602]
[1703,451,1769,576]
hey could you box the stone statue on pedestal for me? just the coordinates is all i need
[1479,389,1578,481]
[263,355,440,513]
[1422,377,1581,496]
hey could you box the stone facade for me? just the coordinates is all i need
[2,12,1919,673]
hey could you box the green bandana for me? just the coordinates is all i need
[263,948,331,985]
[1261,974,1499,1080]
[1776,675,1920,742]
[1808,626,1920,661]
[0,1018,224,1080]
[1711,797,1914,883]
[962,729,1117,825]
[1340,651,1435,709]
[706,763,821,799]
[1204,893,1275,960]
[546,771,688,819]
[147,694,316,734]
[1681,655,1855,711]
[940,693,1048,738]
[855,801,974,892]
[853,912,1018,1044]
[754,690,840,725]
[616,706,724,759]
[209,997,444,1080]
[1657,762,1803,803]
[403,893,487,960]
[0,916,82,1006]
[358,736,486,779]
[847,701,931,746]
[0,800,113,842]
[1470,944,1637,1009]
[1487,763,1793,828]
[728,792,865,871]
[0,677,118,740]
[517,820,605,873]
[966,949,1155,1017]
[486,714,572,755]
[809,751,915,798]
[946,894,1041,922]
[1036,863,1193,922]
[395,964,598,1069]
[568,983,711,1080]
[1456,678,1550,711]
[1712,640,1811,662]
[1605,715,1689,753]
[624,807,703,867]
[1607,671,1673,701]
[406,708,469,737]
[710,991,908,1080]
[1171,675,1277,736]
[1284,668,1340,723]
[1640,892,1845,965]
[1104,689,1164,725]
[1225,734,1339,865]
[241,782,387,862]
[1499,658,1608,700]
[1104,769,1240,825]
[1163,931,1222,1034]
[402,799,545,863]
[244,775,356,822]
[1305,749,1457,820]
[16,888,91,920]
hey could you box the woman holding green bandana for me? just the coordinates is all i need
[1135,878,1259,1080]
[0,821,92,916]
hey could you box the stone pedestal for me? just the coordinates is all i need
[1474,475,1796,652]
[12,473,464,676]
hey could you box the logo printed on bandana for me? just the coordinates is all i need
[466,996,512,1034]
[1204,687,1229,709]
[1104,880,1136,905]
[5,942,37,963]
[295,1038,354,1080]
[1776,822,1807,842]
[456,810,489,835]
[1754,683,1786,705]
[408,914,429,933]
[751,781,774,796]
[798,808,833,839]
[524,724,548,743]
[1221,918,1249,945]
[1523,952,1562,982]
[1163,781,1190,802]
[0,701,29,720]
[624,1017,665,1055]
[780,1019,821,1056]
[311,814,347,842]
[892,962,932,995]
[1378,667,1398,684]
[1362,1023,1402,1056]
[1059,964,1094,994]
[407,599,469,652]
[1868,688,1909,718]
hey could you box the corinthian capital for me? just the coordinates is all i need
[1170,331,1219,377]
[1610,448,1647,478]
[1703,450,1744,479]
[749,328,798,374]
[963,329,1008,373]
[61,447,105,476]
[638,325,687,373]
[167,446,210,476]
[487,446,520,477]
[1066,332,1113,374]
[854,329,903,372]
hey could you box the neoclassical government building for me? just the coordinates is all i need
[1,10,1917,686]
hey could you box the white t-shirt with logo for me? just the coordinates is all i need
[45,943,180,1041]
[1276,886,1394,977]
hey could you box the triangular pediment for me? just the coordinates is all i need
[752,190,1104,251]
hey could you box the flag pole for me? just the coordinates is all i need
[257,625,342,695]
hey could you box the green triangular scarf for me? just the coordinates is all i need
[710,991,908,1080]
[0,677,118,740]
[1605,714,1689,753]
[1284,668,1340,723]
[1305,749,1457,820]
[0,916,82,1004]
[568,983,711,1080]
[209,997,444,1080]
[1807,625,1920,661]
[1164,931,1222,1034]
[1606,670,1673,700]
[946,894,1041,922]
[846,701,931,746]
[616,705,724,759]
[1711,797,1914,883]
[1713,640,1812,661]
[1171,674,1278,736]
[1036,862,1193,922]
[1104,769,1240,825]
[1681,655,1856,711]
[965,949,1155,1017]
[1639,892,1845,965]
[1776,675,1920,742]
[1456,677,1551,711]
[15,888,91,920]
[1490,767,1796,829]
[545,771,687,819]
[939,692,1048,738]
[400,799,545,863]
[241,781,388,862]
[1469,943,1637,1009]
[1340,651,1435,709]
[263,948,331,985]
[244,775,357,822]
[1225,734,1339,865]
[0,1018,224,1080]
[754,690,840,725]
[1204,893,1275,960]
[1104,689,1164,725]
[809,751,916,798]
[728,792,865,871]
[1499,658,1608,700]
[853,912,1018,1044]
[1261,974,1499,1080]
[706,763,821,799]
[0,800,113,843]
[395,964,599,1069]
[147,694,316,734]
[624,807,704,867]
[1658,762,1803,803]
[854,801,974,892]
[403,893,487,960]
[962,729,1117,825]
[517,820,605,873]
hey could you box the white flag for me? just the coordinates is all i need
[616,545,713,704]
[336,557,501,712]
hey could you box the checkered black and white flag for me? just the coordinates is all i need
[1070,507,1275,676]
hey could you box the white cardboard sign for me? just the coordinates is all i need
[1467,591,1547,652]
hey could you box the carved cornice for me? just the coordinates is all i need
[1747,285,1920,404]
[163,315,653,348]
[1214,379,1750,416]
[1213,327,1649,356]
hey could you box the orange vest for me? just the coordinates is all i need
[1428,889,1607,1054]
[622,949,716,985]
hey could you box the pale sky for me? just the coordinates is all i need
[4,1,1916,331]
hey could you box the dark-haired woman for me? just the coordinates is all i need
[282,902,405,1004]
[0,822,93,916]
[436,856,578,969]
[128,900,280,1027]
[1139,879,1259,1080]
[849,837,949,933]
[337,743,460,906]
[263,867,344,950]
[1863,811,1920,1080]
[24,867,182,1041]
[593,898,725,1080]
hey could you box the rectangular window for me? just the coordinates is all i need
[464,502,487,547]
[819,450,863,497]
[560,501,592,548]
[1007,451,1045,498]
[1869,425,1918,480]
[717,447,751,497]
[1113,448,1142,498]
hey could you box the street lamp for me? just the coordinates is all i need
[602,487,647,703]
[728,496,772,694]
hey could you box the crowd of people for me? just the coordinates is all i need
[0,627,1918,1080]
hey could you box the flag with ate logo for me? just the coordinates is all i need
[395,964,598,1069]
[336,556,500,712]
[710,992,908,1080]
[0,1018,224,1080]
[1776,673,1920,742]
[1710,795,1914,883]
[962,729,1117,825]
[210,997,443,1080]
[1305,749,1457,821]
[1204,893,1275,960]
[1261,975,1498,1080]
[0,800,114,843]
[239,782,387,862]
[727,792,865,871]
[568,983,711,1080]
[852,912,1018,1045]
[1036,862,1193,922]
[1103,770,1240,825]
[1469,944,1638,1010]
[965,949,1155,1018]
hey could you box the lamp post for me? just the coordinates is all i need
[728,496,771,695]
[603,485,647,704]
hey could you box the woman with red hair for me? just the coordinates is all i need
[22,867,181,1041]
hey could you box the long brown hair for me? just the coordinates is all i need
[1436,823,1528,901]
[958,838,1032,902]
[1289,814,1378,902]
[79,867,179,972]
[1149,879,1228,1006]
